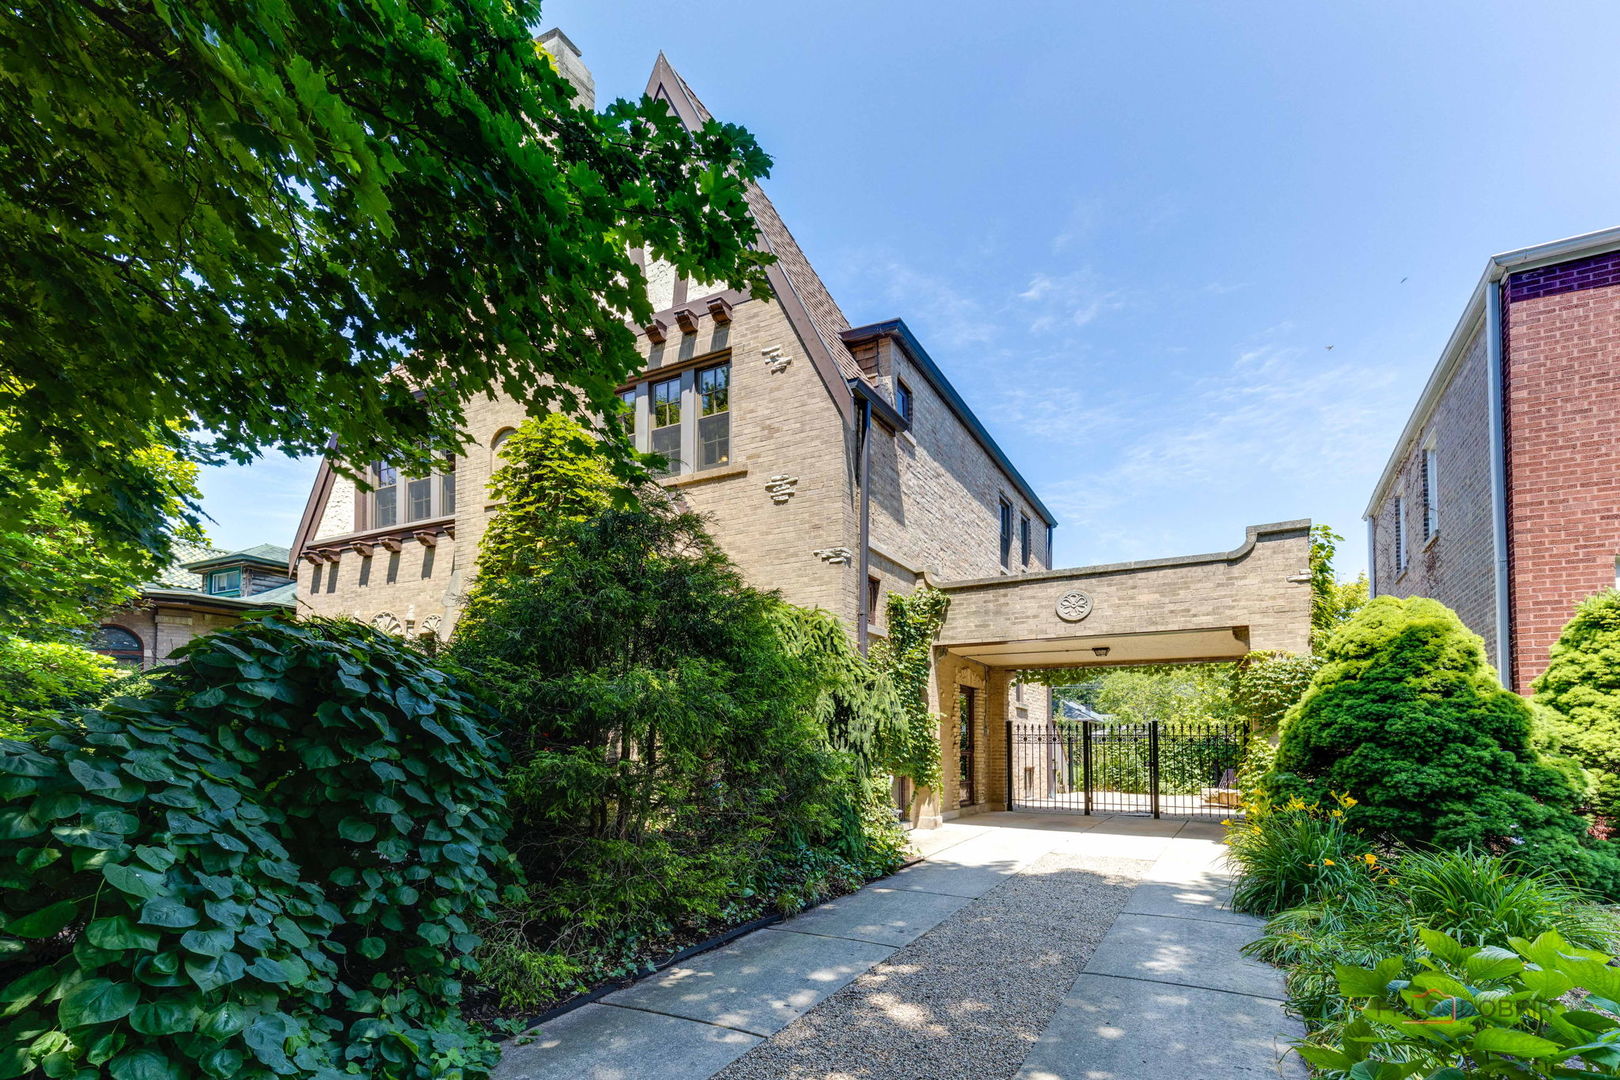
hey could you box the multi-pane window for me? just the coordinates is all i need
[650,377,682,475]
[895,379,913,424]
[1422,447,1438,540]
[697,363,730,469]
[1020,514,1032,566]
[1394,495,1408,574]
[371,458,453,529]
[999,498,1014,568]
[618,389,636,437]
[207,569,242,597]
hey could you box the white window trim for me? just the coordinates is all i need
[1422,443,1440,546]
[1393,490,1408,576]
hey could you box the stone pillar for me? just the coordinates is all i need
[984,668,1012,811]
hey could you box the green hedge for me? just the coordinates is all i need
[0,614,508,1080]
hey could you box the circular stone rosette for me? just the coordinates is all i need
[1055,590,1093,623]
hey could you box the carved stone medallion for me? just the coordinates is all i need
[1055,590,1093,623]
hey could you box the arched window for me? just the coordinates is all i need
[92,626,144,666]
[490,428,516,462]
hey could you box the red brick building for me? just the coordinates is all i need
[1366,226,1620,692]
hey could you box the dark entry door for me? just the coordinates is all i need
[957,688,977,806]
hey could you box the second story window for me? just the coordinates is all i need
[1422,447,1439,540]
[1394,494,1408,574]
[999,498,1014,568]
[207,569,241,597]
[697,362,730,468]
[895,379,914,424]
[650,376,682,475]
[1020,514,1032,566]
[370,457,454,529]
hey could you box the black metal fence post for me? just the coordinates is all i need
[1005,720,1015,812]
[1081,721,1093,816]
[1149,720,1161,819]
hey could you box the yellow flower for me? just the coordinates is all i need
[1362,853,1378,865]
[1322,858,1336,866]
[1330,809,1344,818]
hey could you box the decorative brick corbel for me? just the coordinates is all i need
[706,296,733,323]
[674,308,701,334]
[349,540,374,558]
[413,530,438,547]
[644,319,668,344]
[379,537,403,553]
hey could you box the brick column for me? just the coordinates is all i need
[983,668,1011,810]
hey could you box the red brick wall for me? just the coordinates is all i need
[1503,265,1620,690]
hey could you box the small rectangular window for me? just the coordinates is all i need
[1422,447,1438,540]
[697,363,730,469]
[1014,680,1024,704]
[867,576,882,625]
[374,462,398,528]
[650,377,681,475]
[999,498,1014,568]
[618,388,637,437]
[1394,495,1408,574]
[407,475,433,521]
[895,380,913,424]
[441,457,456,516]
[1020,514,1032,566]
[207,569,241,597]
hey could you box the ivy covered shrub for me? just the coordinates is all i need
[1534,590,1620,819]
[450,499,907,1014]
[0,636,119,738]
[1266,595,1620,894]
[0,614,508,1080]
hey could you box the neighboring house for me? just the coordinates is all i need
[286,35,1059,819]
[1365,225,1620,692]
[93,543,295,668]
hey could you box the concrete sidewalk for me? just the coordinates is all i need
[494,813,1304,1080]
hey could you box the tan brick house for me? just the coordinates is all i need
[287,40,1058,785]
[1366,225,1620,692]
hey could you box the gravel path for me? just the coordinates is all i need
[713,849,1150,1080]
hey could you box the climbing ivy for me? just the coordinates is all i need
[871,586,949,798]
[0,614,509,1080]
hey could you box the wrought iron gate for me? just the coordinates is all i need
[1005,719,1246,819]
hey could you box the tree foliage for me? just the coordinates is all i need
[0,615,509,1079]
[1310,524,1369,646]
[1232,650,1323,734]
[1267,596,1620,894]
[0,636,120,739]
[0,421,204,638]
[1,0,772,563]
[1533,589,1620,819]
[449,497,905,1013]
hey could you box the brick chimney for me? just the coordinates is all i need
[538,28,594,110]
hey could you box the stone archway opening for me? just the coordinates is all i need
[916,521,1313,828]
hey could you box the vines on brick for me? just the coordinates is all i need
[872,586,948,798]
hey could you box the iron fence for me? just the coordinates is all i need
[1006,719,1245,819]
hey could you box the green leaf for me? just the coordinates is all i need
[357,937,387,959]
[58,978,139,1028]
[107,1048,183,1080]
[0,966,60,1016]
[103,863,166,901]
[5,901,75,939]
[179,928,234,957]
[86,916,160,952]
[1337,958,1401,998]
[138,897,199,929]
[246,956,288,984]
[189,687,226,709]
[129,1000,197,1036]
[198,1000,250,1040]
[1471,1027,1562,1057]
[337,816,377,843]
[1418,928,1466,966]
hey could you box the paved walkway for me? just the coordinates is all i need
[495,813,1306,1080]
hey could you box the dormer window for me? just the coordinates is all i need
[368,457,455,529]
[207,569,242,597]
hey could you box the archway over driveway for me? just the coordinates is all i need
[916,520,1313,827]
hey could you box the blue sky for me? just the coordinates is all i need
[200,0,1620,578]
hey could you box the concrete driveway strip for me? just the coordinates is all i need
[494,1003,761,1080]
[770,886,974,947]
[1083,913,1283,998]
[605,925,895,1036]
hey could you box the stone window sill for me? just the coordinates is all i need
[659,462,749,488]
[1423,531,1440,551]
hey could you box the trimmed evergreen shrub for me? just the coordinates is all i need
[450,498,907,1013]
[1534,589,1620,819]
[1266,595,1620,894]
[0,614,508,1079]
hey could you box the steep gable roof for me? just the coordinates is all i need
[646,55,866,393]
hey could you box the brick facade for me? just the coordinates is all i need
[1367,236,1620,693]
[1368,322,1500,665]
[1502,260,1620,689]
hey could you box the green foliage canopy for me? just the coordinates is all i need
[1232,650,1323,734]
[1309,525,1369,646]
[0,615,509,1079]
[871,587,948,798]
[1534,589,1620,818]
[0,636,120,738]
[1,0,771,562]
[1267,595,1619,893]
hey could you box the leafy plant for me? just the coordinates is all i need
[1266,595,1620,895]
[871,586,949,799]
[1309,525,1368,647]
[0,636,120,738]
[1227,792,1377,916]
[2,0,772,567]
[1534,589,1620,820]
[1303,929,1620,1078]
[0,614,508,1079]
[1232,650,1323,734]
